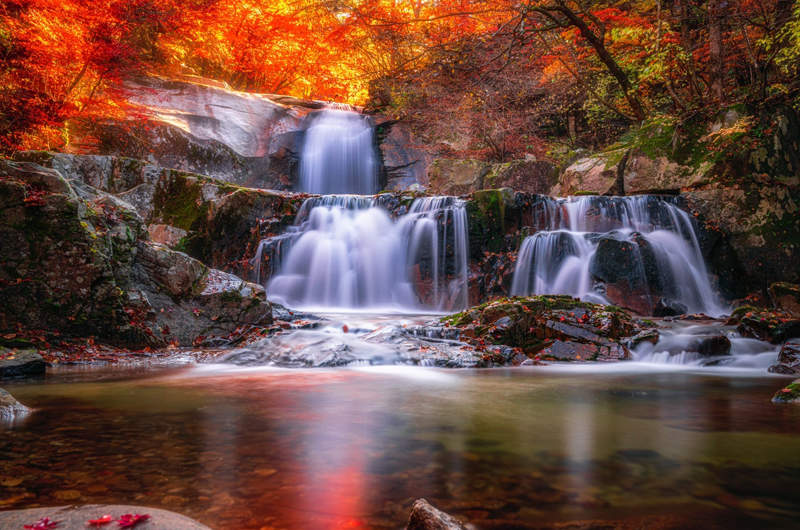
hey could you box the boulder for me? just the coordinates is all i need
[0,388,32,418]
[93,76,311,189]
[623,149,707,194]
[0,350,46,378]
[682,186,800,290]
[484,159,558,194]
[553,149,628,196]
[589,234,654,315]
[769,343,800,374]
[653,298,688,317]
[772,379,800,404]
[378,122,433,190]
[769,282,800,317]
[406,499,467,530]
[428,159,490,195]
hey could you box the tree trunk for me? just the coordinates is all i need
[675,0,702,98]
[555,4,646,122]
[708,0,725,101]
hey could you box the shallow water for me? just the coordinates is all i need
[2,360,799,530]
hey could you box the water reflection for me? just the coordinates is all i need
[1,367,799,529]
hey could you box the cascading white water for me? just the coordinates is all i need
[298,110,377,195]
[512,196,725,316]
[264,196,469,313]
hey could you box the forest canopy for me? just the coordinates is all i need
[2,0,800,158]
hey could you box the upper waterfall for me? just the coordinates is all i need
[297,110,377,195]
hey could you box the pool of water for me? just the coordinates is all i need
[2,361,799,530]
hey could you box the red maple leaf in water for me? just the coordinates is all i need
[24,517,61,529]
[88,515,114,527]
[116,514,151,528]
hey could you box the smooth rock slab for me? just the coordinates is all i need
[0,505,212,530]
[0,349,46,378]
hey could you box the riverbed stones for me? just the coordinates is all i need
[0,350,46,378]
[0,505,212,530]
[406,499,467,530]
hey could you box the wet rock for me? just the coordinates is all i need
[428,159,490,195]
[624,329,660,349]
[769,282,800,317]
[653,298,688,317]
[441,295,646,362]
[0,388,32,418]
[590,234,655,315]
[407,499,467,530]
[768,343,800,374]
[772,379,800,404]
[685,335,732,357]
[727,308,800,344]
[553,149,627,196]
[0,350,46,378]
[0,505,212,530]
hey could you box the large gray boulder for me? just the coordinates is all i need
[428,159,490,195]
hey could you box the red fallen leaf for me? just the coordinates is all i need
[116,514,151,528]
[342,324,349,332]
[24,517,62,529]
[88,515,113,527]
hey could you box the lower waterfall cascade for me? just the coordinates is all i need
[260,195,469,313]
[511,195,726,316]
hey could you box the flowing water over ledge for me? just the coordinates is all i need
[2,360,799,530]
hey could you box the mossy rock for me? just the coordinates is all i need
[772,379,800,404]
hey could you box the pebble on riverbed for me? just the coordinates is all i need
[407,499,468,530]
[772,379,800,403]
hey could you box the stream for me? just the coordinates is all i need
[2,315,800,530]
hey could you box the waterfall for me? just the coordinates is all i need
[512,195,725,316]
[264,196,469,313]
[297,110,377,195]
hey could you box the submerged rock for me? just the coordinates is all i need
[0,388,33,418]
[406,499,467,530]
[0,349,46,378]
[772,379,800,404]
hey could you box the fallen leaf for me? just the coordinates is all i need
[88,515,113,527]
[117,514,151,528]
[24,517,61,530]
